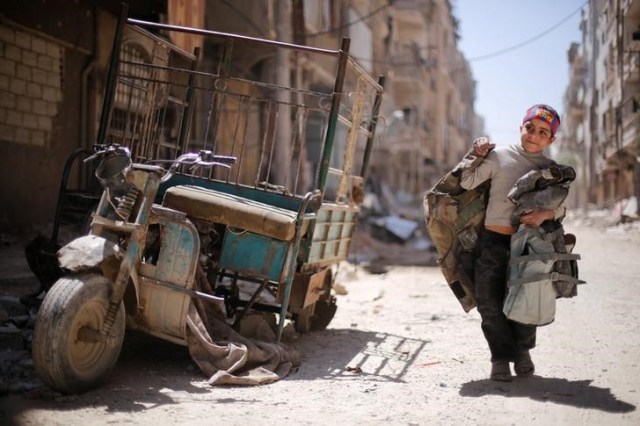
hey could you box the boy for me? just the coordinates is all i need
[460,104,564,381]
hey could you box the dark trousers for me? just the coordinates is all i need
[474,229,536,362]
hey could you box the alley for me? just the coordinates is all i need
[1,213,639,425]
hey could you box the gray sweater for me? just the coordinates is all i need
[459,144,556,228]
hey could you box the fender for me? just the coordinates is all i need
[57,235,140,307]
[58,235,121,271]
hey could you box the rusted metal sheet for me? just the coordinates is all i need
[132,208,200,340]
[219,231,289,282]
[285,268,329,309]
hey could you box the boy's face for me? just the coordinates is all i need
[519,118,555,153]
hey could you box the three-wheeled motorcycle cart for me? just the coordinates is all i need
[30,5,385,394]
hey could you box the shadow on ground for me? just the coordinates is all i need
[290,327,431,383]
[460,376,636,413]
[1,327,431,426]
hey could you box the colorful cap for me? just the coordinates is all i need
[522,104,561,135]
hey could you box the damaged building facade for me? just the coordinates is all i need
[0,0,481,235]
[370,0,483,201]
[557,0,640,212]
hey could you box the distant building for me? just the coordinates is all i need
[563,0,640,210]
[371,0,483,197]
[0,0,482,234]
[556,42,588,209]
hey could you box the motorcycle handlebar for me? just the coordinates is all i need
[160,150,237,183]
[84,144,131,164]
[85,144,237,183]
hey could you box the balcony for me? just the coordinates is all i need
[566,86,585,121]
[606,65,618,91]
[393,0,435,21]
[623,50,640,83]
[624,0,640,20]
[388,45,437,77]
[621,103,640,153]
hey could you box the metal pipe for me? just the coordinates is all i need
[145,278,225,304]
[127,18,340,56]
[360,75,386,178]
[96,3,129,145]
[177,46,201,154]
[317,37,350,192]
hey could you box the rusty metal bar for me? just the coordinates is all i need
[317,37,350,192]
[127,18,341,57]
[337,77,366,202]
[177,47,201,155]
[145,278,225,304]
[97,3,129,145]
[361,75,386,178]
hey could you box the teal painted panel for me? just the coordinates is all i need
[219,231,288,282]
[154,221,198,286]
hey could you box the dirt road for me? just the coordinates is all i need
[1,216,639,425]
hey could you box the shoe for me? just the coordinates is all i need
[490,361,513,382]
[514,350,535,377]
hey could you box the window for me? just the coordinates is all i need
[303,0,338,32]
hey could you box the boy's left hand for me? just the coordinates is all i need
[519,209,555,227]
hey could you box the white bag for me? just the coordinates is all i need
[503,226,581,326]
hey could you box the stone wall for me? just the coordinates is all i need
[0,23,63,148]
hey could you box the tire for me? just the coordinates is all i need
[294,269,338,332]
[309,295,337,331]
[32,273,126,394]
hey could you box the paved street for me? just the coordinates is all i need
[1,213,639,425]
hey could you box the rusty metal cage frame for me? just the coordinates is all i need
[97,11,385,205]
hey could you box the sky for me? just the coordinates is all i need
[452,1,586,146]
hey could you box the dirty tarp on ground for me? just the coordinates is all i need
[185,272,301,386]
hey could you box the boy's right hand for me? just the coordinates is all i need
[472,137,495,157]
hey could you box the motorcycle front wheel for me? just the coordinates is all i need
[32,273,125,394]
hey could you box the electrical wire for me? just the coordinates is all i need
[465,2,587,63]
[350,2,586,69]
[205,1,585,71]
[216,0,394,40]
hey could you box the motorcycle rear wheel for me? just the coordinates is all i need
[32,273,125,394]
[294,269,338,332]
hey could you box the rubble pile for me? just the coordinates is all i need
[348,184,437,271]
[0,296,41,395]
[0,235,44,396]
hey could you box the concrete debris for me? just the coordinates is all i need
[410,237,434,251]
[619,196,639,223]
[0,349,41,395]
[371,215,419,242]
[332,282,348,295]
[0,304,8,323]
[0,296,29,317]
[354,185,436,268]
[0,240,43,395]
